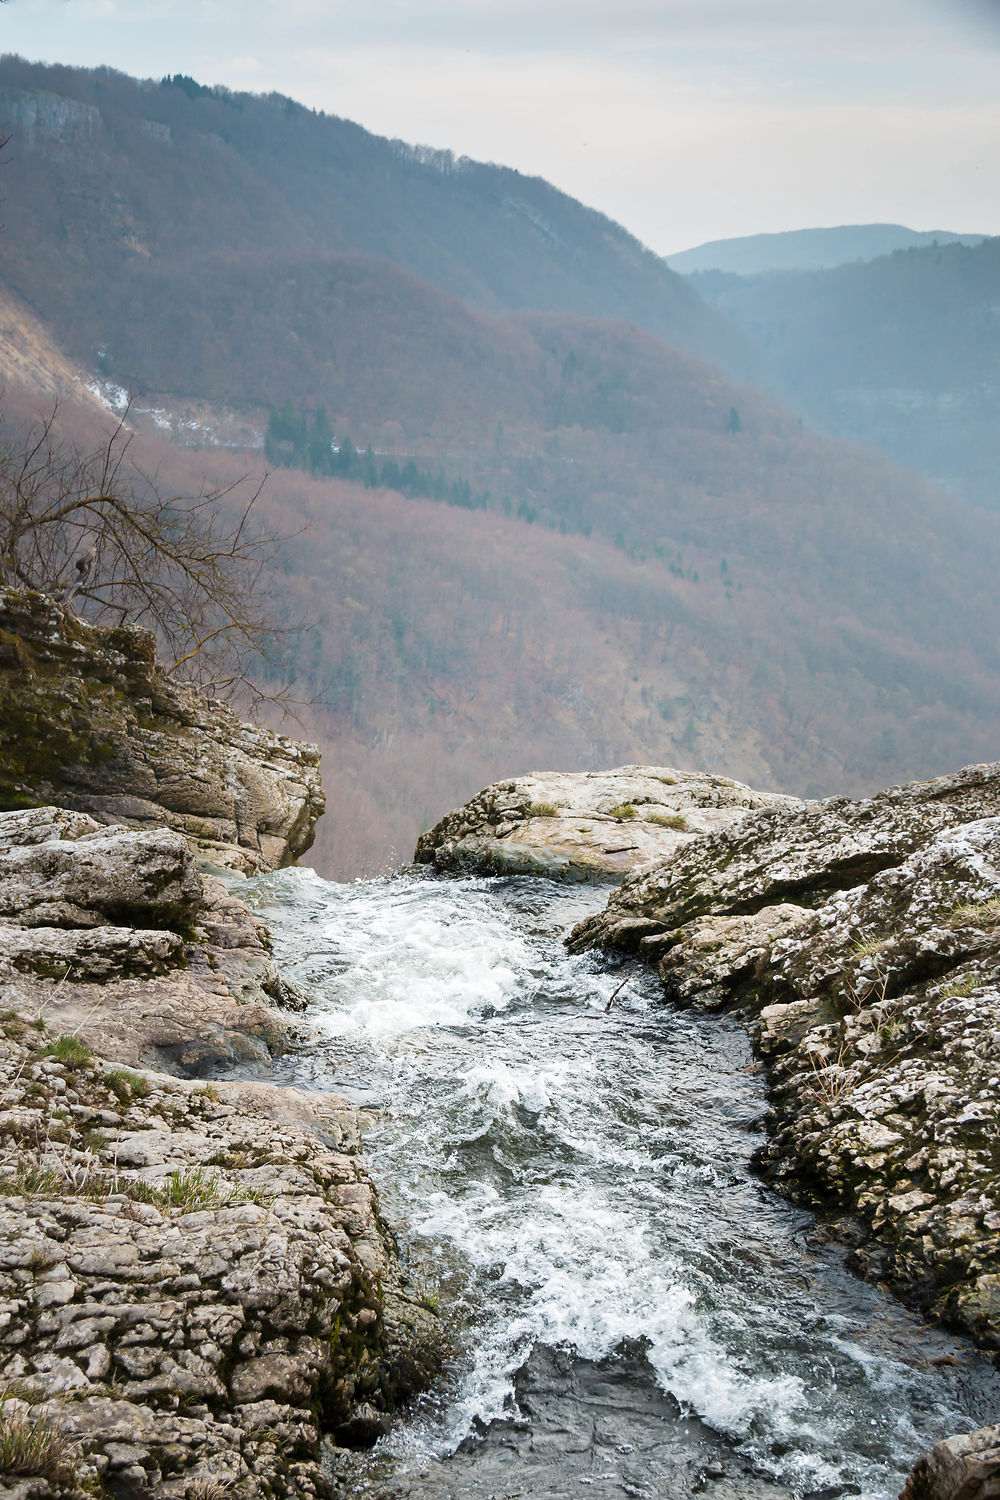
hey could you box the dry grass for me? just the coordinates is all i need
[0,1162,272,1212]
[647,811,688,830]
[526,801,558,818]
[608,803,638,821]
[949,895,1000,930]
[185,1478,235,1499]
[0,1395,78,1484]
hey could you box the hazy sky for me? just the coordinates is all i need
[2,0,999,253]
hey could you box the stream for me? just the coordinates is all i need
[235,865,1000,1500]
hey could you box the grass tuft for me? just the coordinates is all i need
[949,895,1000,930]
[647,812,688,830]
[526,800,558,818]
[35,1035,93,1069]
[0,1395,79,1484]
[608,803,638,821]
[104,1067,151,1104]
[186,1480,234,1500]
[850,933,889,960]
[938,974,979,1000]
[157,1166,273,1211]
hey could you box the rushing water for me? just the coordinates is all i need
[235,866,1000,1500]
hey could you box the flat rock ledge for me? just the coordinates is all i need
[0,588,324,876]
[569,761,1000,1500]
[414,765,798,882]
[0,806,444,1497]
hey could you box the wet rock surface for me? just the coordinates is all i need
[342,1344,796,1500]
[901,1424,1000,1500]
[569,762,1000,1500]
[0,588,324,876]
[414,766,797,882]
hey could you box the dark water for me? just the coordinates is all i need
[237,867,1000,1500]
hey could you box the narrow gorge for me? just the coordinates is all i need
[1,590,999,1500]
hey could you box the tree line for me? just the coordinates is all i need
[264,402,491,511]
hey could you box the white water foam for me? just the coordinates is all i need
[243,867,998,1498]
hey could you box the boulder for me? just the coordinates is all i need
[415,765,797,882]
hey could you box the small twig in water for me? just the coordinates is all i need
[605,975,631,1012]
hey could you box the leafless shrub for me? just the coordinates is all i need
[0,403,295,707]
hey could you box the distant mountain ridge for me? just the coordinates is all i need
[690,237,1000,506]
[666,223,985,275]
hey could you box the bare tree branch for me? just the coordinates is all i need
[0,402,300,711]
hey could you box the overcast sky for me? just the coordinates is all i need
[2,0,999,253]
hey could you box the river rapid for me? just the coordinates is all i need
[237,866,1000,1500]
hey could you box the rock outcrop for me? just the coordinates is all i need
[569,762,1000,1351]
[0,589,324,876]
[901,1424,1000,1500]
[0,1022,441,1499]
[0,806,307,1076]
[414,765,797,882]
[0,598,443,1497]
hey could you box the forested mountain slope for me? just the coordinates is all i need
[2,61,1000,877]
[0,55,755,383]
[10,381,999,881]
[148,425,1000,879]
[692,238,1000,505]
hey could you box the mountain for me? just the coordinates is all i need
[4,61,1000,878]
[666,224,985,275]
[10,350,1000,882]
[690,237,1000,506]
[0,55,756,385]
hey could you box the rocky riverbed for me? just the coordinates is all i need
[3,583,1000,1500]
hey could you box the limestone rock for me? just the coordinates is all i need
[415,765,797,882]
[900,1424,1000,1499]
[0,1026,445,1499]
[655,903,814,1009]
[0,588,324,874]
[568,759,1000,951]
[0,809,297,1073]
[568,763,1000,1359]
[0,824,202,931]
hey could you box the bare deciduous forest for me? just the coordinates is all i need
[2,60,1000,876]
